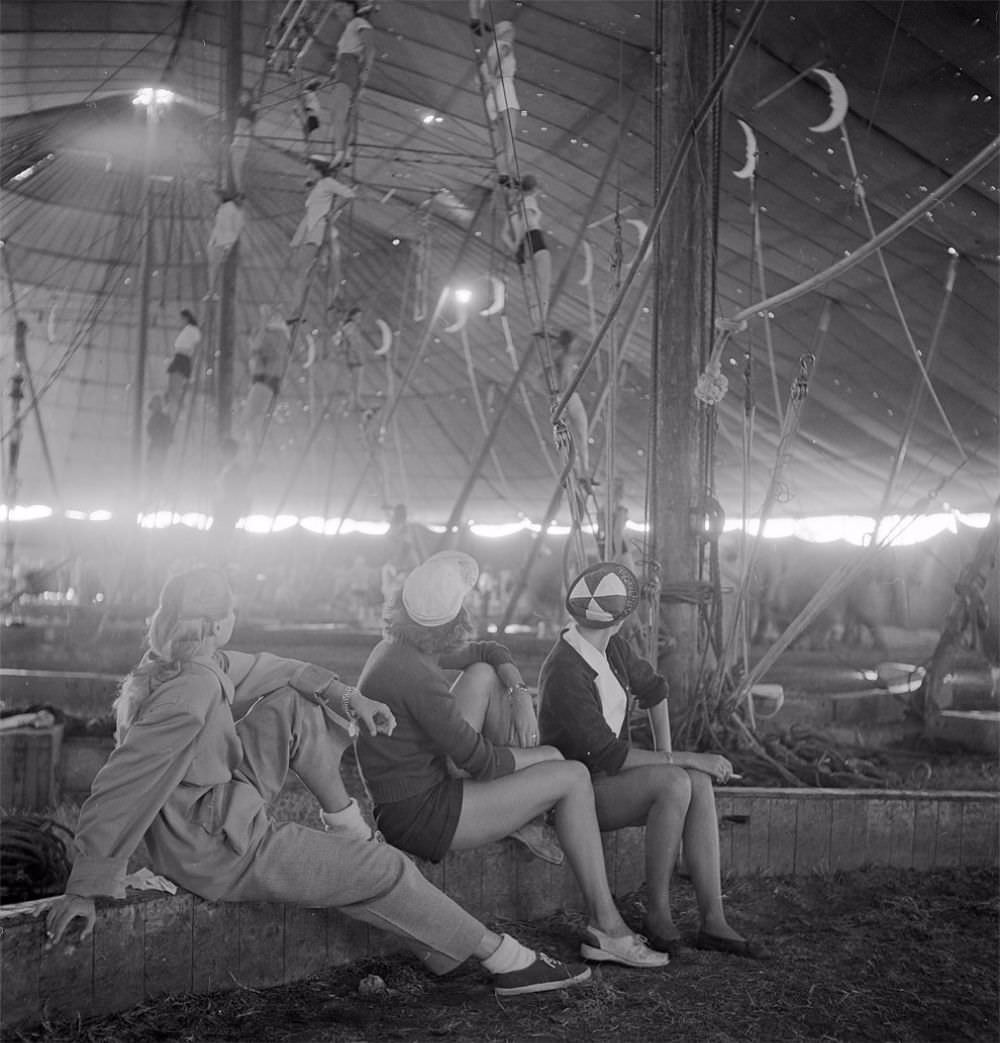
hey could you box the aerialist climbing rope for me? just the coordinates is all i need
[478,19,519,187]
[163,308,201,423]
[240,306,290,455]
[324,1,376,169]
[501,174,552,336]
[203,193,245,302]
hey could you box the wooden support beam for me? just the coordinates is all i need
[652,1,724,719]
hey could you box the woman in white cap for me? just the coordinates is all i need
[356,550,671,970]
[45,566,592,999]
[538,561,766,959]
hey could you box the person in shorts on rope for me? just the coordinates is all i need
[240,306,289,453]
[538,561,768,959]
[164,309,201,420]
[44,566,593,999]
[502,174,550,335]
[355,550,673,971]
[325,1,376,168]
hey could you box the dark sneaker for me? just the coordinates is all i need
[493,952,592,997]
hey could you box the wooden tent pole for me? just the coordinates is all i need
[652,0,724,719]
[132,118,159,494]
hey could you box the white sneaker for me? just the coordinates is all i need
[580,928,671,968]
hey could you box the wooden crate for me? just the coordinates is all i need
[0,725,64,810]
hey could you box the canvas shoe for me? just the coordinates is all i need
[493,951,592,997]
[509,818,564,865]
[580,928,671,968]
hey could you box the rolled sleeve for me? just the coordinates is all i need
[66,692,207,898]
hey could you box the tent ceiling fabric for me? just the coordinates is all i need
[0,1,997,525]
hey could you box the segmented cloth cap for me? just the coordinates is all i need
[402,550,479,627]
[565,561,639,629]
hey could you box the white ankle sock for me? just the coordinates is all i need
[319,798,373,840]
[481,933,535,974]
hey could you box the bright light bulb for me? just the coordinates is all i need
[454,288,472,304]
[133,87,175,107]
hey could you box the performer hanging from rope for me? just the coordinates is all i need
[325,1,376,168]
[480,20,519,186]
[502,174,551,336]
[241,306,290,454]
[144,394,173,498]
[229,85,261,195]
[551,328,593,487]
[300,78,325,153]
[164,309,201,422]
[333,304,365,413]
[287,167,357,321]
[203,194,245,302]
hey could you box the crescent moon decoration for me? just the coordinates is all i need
[809,68,849,134]
[303,332,317,369]
[579,240,594,286]
[374,318,393,356]
[480,276,505,317]
[625,220,649,269]
[443,310,467,334]
[733,118,758,180]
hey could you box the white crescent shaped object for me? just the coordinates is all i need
[304,332,317,369]
[809,69,849,134]
[480,276,506,316]
[733,118,758,180]
[443,311,468,334]
[579,240,594,286]
[626,219,648,268]
[374,318,393,356]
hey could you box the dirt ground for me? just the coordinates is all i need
[15,865,998,1043]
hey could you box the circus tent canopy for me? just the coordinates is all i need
[1,1,997,528]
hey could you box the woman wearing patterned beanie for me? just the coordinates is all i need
[538,561,767,959]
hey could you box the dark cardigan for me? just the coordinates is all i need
[537,629,668,776]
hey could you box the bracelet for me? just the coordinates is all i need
[341,686,359,720]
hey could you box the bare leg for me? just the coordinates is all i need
[493,108,519,180]
[454,763,632,939]
[594,765,744,942]
[680,769,742,939]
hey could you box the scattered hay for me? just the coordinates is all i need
[16,867,997,1043]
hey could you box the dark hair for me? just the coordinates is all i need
[180,308,199,326]
[383,590,474,655]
